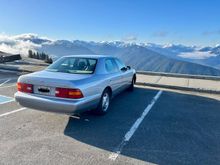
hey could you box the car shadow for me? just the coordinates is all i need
[64,87,157,152]
[64,87,220,165]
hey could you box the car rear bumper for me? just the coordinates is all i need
[14,92,101,114]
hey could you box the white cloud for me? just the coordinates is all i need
[0,33,42,56]
[178,51,217,59]
[12,33,52,41]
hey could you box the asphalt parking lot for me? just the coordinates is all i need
[0,71,220,165]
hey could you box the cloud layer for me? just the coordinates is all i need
[0,33,42,56]
[179,51,216,59]
[0,33,218,61]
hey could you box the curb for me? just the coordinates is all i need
[0,67,33,73]
[136,82,220,94]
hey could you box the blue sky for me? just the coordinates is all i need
[0,0,220,46]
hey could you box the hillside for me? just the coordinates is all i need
[38,41,220,76]
[114,45,220,76]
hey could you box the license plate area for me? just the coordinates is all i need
[38,86,50,93]
[34,85,55,96]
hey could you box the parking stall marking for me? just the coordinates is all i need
[108,90,163,161]
[0,77,18,88]
[0,77,18,82]
[0,107,26,118]
[0,78,12,81]
[0,79,11,87]
[0,95,15,105]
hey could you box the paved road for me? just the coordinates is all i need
[0,71,220,165]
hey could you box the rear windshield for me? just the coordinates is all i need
[46,57,97,74]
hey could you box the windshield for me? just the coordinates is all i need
[46,57,97,74]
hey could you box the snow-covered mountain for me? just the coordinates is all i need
[1,33,220,76]
[144,43,220,69]
[144,43,196,59]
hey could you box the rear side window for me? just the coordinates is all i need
[105,59,119,73]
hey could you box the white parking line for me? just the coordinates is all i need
[0,77,17,81]
[0,94,14,104]
[0,77,18,88]
[0,78,11,82]
[0,79,11,87]
[0,108,26,118]
[108,90,163,161]
[0,99,15,105]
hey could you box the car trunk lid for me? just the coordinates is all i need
[19,70,93,96]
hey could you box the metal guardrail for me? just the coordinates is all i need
[0,66,220,81]
[137,71,220,81]
[0,66,219,94]
[136,71,220,94]
[0,54,21,63]
[136,81,220,94]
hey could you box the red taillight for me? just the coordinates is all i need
[55,88,83,99]
[17,82,33,93]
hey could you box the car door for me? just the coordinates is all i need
[104,58,123,95]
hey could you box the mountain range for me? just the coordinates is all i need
[144,43,220,69]
[1,33,220,76]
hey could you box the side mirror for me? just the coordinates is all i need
[127,66,131,70]
[121,67,127,72]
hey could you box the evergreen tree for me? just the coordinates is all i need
[28,50,33,58]
[28,50,52,64]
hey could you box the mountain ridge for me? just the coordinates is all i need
[0,33,220,76]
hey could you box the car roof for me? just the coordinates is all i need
[64,54,115,59]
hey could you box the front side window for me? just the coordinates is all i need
[105,59,119,73]
[115,58,126,70]
[46,57,97,74]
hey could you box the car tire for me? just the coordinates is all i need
[94,88,111,115]
[128,76,135,91]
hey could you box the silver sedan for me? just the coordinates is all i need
[15,55,136,115]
